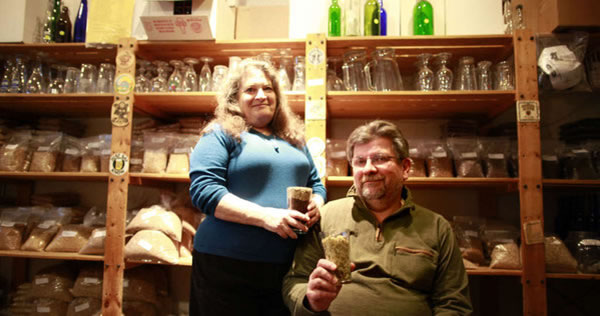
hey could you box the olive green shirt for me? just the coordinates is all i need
[283,186,472,316]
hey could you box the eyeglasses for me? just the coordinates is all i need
[351,154,398,168]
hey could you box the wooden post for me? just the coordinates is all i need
[304,34,328,183]
[102,37,137,316]
[514,1,547,315]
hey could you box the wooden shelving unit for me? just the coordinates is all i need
[0,94,114,117]
[0,171,110,182]
[0,250,103,262]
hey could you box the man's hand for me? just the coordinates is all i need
[305,259,342,312]
[305,195,324,228]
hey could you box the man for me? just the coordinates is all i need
[282,120,472,315]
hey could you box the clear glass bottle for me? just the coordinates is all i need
[0,58,14,93]
[74,0,88,42]
[328,0,341,37]
[342,0,360,36]
[25,55,47,94]
[413,0,434,35]
[364,0,380,36]
[42,10,54,43]
[278,50,292,91]
[199,57,213,92]
[55,6,72,43]
[292,56,306,91]
[183,57,199,92]
[379,0,387,36]
[168,60,185,92]
[476,61,493,90]
[9,56,27,93]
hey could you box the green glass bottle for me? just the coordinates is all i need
[50,0,62,42]
[413,0,434,35]
[328,0,341,37]
[364,0,380,36]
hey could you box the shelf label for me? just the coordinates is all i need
[109,153,129,176]
[517,100,540,123]
[111,101,130,127]
[523,220,544,245]
[115,74,135,95]
[117,50,135,69]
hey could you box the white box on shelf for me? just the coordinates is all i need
[0,0,47,43]
[445,0,504,35]
[141,15,212,41]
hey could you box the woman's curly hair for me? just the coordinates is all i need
[201,58,305,148]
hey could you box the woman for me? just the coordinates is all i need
[189,58,326,315]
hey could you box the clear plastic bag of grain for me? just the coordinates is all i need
[31,265,75,302]
[490,242,522,269]
[407,141,427,177]
[31,298,69,316]
[80,136,102,172]
[98,134,111,173]
[66,297,102,316]
[452,216,486,265]
[29,131,63,172]
[0,207,30,250]
[126,205,182,242]
[45,224,94,252]
[129,136,144,173]
[479,224,520,260]
[124,229,179,264]
[70,264,103,298]
[425,140,454,177]
[545,235,578,273]
[480,137,510,178]
[142,131,172,174]
[82,207,106,228]
[320,231,352,284]
[0,130,33,172]
[448,137,484,178]
[559,145,599,180]
[78,227,106,255]
[167,133,199,174]
[123,266,159,305]
[21,206,75,252]
[326,138,349,177]
[61,135,84,172]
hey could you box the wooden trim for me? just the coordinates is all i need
[0,250,104,261]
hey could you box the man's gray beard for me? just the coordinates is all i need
[360,186,385,200]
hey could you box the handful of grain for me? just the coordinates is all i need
[321,233,351,284]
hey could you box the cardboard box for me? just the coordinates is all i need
[0,0,47,43]
[141,15,212,41]
[235,5,288,40]
[538,0,600,33]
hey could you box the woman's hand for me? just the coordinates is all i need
[261,208,310,239]
[305,195,324,228]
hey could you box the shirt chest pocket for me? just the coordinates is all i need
[388,245,439,292]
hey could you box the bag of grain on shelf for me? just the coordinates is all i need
[0,130,33,172]
[407,140,427,177]
[545,235,578,273]
[452,216,486,265]
[480,137,510,178]
[66,297,102,316]
[424,140,454,178]
[123,266,159,304]
[31,298,69,316]
[490,242,521,269]
[142,131,172,174]
[61,135,85,172]
[45,225,94,252]
[0,207,30,250]
[29,131,63,172]
[31,265,75,302]
[21,206,74,252]
[166,133,199,174]
[448,137,484,178]
[124,229,179,264]
[80,136,102,172]
[79,227,106,255]
[129,136,144,173]
[326,138,348,177]
[71,264,103,298]
[82,207,106,228]
[126,205,182,242]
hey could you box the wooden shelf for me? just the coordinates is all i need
[327,176,518,191]
[129,173,190,186]
[327,91,516,119]
[133,91,305,118]
[546,273,600,280]
[0,43,116,65]
[0,250,103,262]
[542,179,600,189]
[126,256,192,267]
[0,171,109,182]
[136,39,305,68]
[0,94,113,117]
[466,268,522,277]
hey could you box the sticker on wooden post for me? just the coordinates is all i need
[517,100,540,123]
[109,153,129,176]
[111,101,130,127]
[307,47,325,66]
[114,74,135,95]
[523,219,544,245]
[116,50,135,69]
